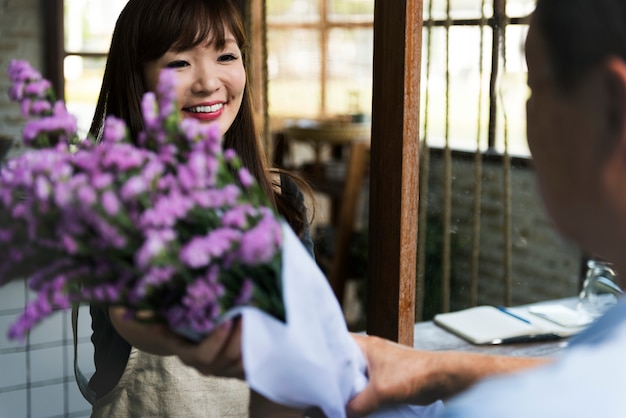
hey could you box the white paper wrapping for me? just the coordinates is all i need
[239,223,444,417]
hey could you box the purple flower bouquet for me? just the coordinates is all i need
[1,60,284,341]
[1,60,446,418]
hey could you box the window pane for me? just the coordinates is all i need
[267,0,320,24]
[64,0,126,53]
[64,56,107,138]
[449,0,492,20]
[328,0,373,22]
[268,29,321,118]
[506,0,535,16]
[420,26,492,152]
[326,28,373,117]
[494,25,530,157]
[423,0,493,20]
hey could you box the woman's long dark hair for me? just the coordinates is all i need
[89,0,310,236]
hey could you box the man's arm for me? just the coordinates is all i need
[347,334,550,417]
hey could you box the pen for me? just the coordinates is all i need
[491,333,562,345]
[497,305,532,324]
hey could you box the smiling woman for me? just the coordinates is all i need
[82,0,314,417]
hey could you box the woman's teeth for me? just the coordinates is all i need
[187,103,223,113]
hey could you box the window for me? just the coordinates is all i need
[266,0,374,123]
[421,0,535,157]
[63,0,127,137]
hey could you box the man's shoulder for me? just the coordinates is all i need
[570,297,626,347]
[442,315,626,418]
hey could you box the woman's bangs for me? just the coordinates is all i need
[171,4,232,52]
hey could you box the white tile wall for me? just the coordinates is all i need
[0,282,92,417]
[0,389,27,418]
[31,384,65,418]
[1,351,28,387]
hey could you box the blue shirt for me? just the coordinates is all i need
[440,298,626,418]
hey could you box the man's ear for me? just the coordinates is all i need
[601,57,626,208]
[604,57,626,138]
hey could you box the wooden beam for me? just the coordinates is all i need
[246,0,269,150]
[42,0,64,100]
[366,0,423,345]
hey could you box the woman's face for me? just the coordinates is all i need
[143,29,246,137]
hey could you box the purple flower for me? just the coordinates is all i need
[30,99,52,115]
[101,144,150,171]
[8,82,25,101]
[135,229,176,268]
[22,101,78,146]
[179,228,241,268]
[7,59,42,83]
[187,146,215,183]
[61,233,79,254]
[53,181,72,207]
[239,215,282,265]
[102,116,127,144]
[121,175,149,200]
[164,270,226,334]
[24,79,51,98]
[235,278,254,305]
[141,160,165,184]
[141,190,192,228]
[88,283,122,303]
[192,184,240,208]
[0,229,12,243]
[177,164,197,191]
[101,189,120,216]
[20,98,32,117]
[222,204,255,229]
[224,148,236,161]
[77,184,97,206]
[156,69,178,119]
[179,118,203,142]
[135,266,176,297]
[7,294,52,341]
[34,175,51,200]
[91,172,114,190]
[141,92,159,131]
[238,167,254,188]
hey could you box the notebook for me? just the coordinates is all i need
[433,304,591,345]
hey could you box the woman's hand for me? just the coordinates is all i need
[159,316,244,378]
[109,307,244,378]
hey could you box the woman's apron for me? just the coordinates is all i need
[91,347,250,417]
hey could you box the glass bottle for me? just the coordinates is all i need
[577,259,623,319]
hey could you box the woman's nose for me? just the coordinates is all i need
[192,68,220,94]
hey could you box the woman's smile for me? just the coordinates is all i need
[183,101,225,121]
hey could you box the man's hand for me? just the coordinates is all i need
[347,334,435,416]
[347,333,551,417]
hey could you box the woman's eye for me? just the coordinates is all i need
[166,60,189,69]
[218,54,238,63]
